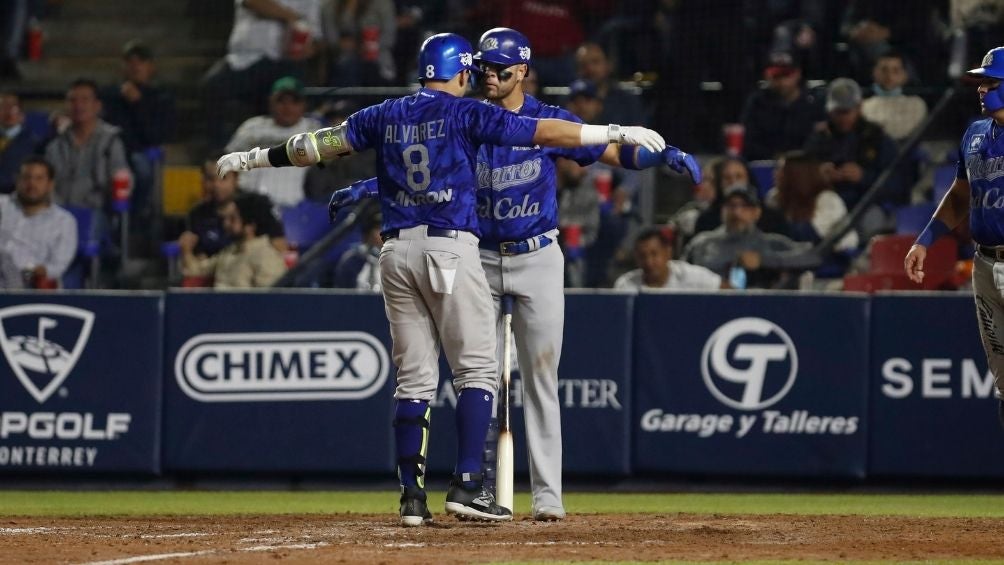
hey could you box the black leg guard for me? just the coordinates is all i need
[482,417,499,495]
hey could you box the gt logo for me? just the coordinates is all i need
[700,317,797,411]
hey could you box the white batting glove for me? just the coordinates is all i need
[615,126,666,154]
[216,147,271,178]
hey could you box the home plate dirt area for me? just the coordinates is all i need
[1,514,1001,564]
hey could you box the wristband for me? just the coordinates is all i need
[580,124,622,145]
[620,145,663,170]
[266,145,290,167]
[916,218,950,247]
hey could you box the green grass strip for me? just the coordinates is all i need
[3,491,1004,518]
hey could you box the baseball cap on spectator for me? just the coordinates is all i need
[826,78,862,112]
[764,50,799,79]
[723,184,760,207]
[568,79,599,101]
[122,39,153,60]
[271,76,305,99]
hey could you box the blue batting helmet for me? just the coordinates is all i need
[967,47,1004,80]
[474,27,532,67]
[417,33,475,82]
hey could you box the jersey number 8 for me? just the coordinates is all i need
[403,144,431,191]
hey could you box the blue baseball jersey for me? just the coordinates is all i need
[960,118,1004,246]
[346,88,538,236]
[476,95,605,244]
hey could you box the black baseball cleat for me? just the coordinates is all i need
[399,486,433,527]
[445,473,513,522]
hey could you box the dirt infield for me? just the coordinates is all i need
[2,513,1002,564]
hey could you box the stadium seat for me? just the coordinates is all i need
[748,160,776,198]
[61,206,101,289]
[894,203,936,235]
[932,164,956,204]
[281,200,334,258]
[862,234,958,290]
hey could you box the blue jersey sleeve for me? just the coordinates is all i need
[458,99,538,148]
[345,102,385,152]
[544,108,605,166]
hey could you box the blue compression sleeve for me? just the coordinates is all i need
[916,218,951,247]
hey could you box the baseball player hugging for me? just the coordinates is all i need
[217,32,667,526]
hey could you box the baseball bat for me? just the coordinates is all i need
[496,294,515,513]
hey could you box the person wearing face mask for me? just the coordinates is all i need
[861,50,928,142]
[0,92,43,195]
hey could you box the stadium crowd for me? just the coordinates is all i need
[1,0,1001,291]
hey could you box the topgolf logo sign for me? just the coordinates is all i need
[175,332,390,402]
[700,317,798,411]
[0,304,94,404]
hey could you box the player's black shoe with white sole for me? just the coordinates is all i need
[399,486,433,527]
[445,473,513,522]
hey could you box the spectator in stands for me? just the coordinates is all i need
[522,67,540,97]
[0,156,78,287]
[45,79,132,213]
[323,0,396,86]
[0,92,43,194]
[765,150,859,252]
[556,158,600,288]
[564,79,643,286]
[471,0,586,87]
[0,0,27,80]
[179,194,288,289]
[0,248,23,289]
[202,0,322,151]
[861,50,928,142]
[182,159,285,258]
[740,50,825,162]
[574,42,645,126]
[225,76,322,208]
[804,77,900,241]
[332,212,382,290]
[100,40,176,221]
[614,227,724,291]
[669,157,720,248]
[303,100,375,203]
[684,184,819,289]
[693,155,790,238]
[839,0,945,85]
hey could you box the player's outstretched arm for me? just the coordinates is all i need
[599,143,702,183]
[217,124,355,177]
[904,175,971,283]
[532,119,666,153]
[328,177,378,222]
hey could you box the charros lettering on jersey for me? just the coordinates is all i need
[477,159,543,191]
[641,317,860,438]
[175,331,390,402]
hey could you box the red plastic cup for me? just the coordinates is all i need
[562,224,582,248]
[593,169,613,201]
[723,123,745,157]
[361,26,380,62]
[287,20,310,59]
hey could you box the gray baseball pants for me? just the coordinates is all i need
[480,231,564,512]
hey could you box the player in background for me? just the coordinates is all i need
[217,33,666,526]
[905,46,1004,428]
[326,28,700,521]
